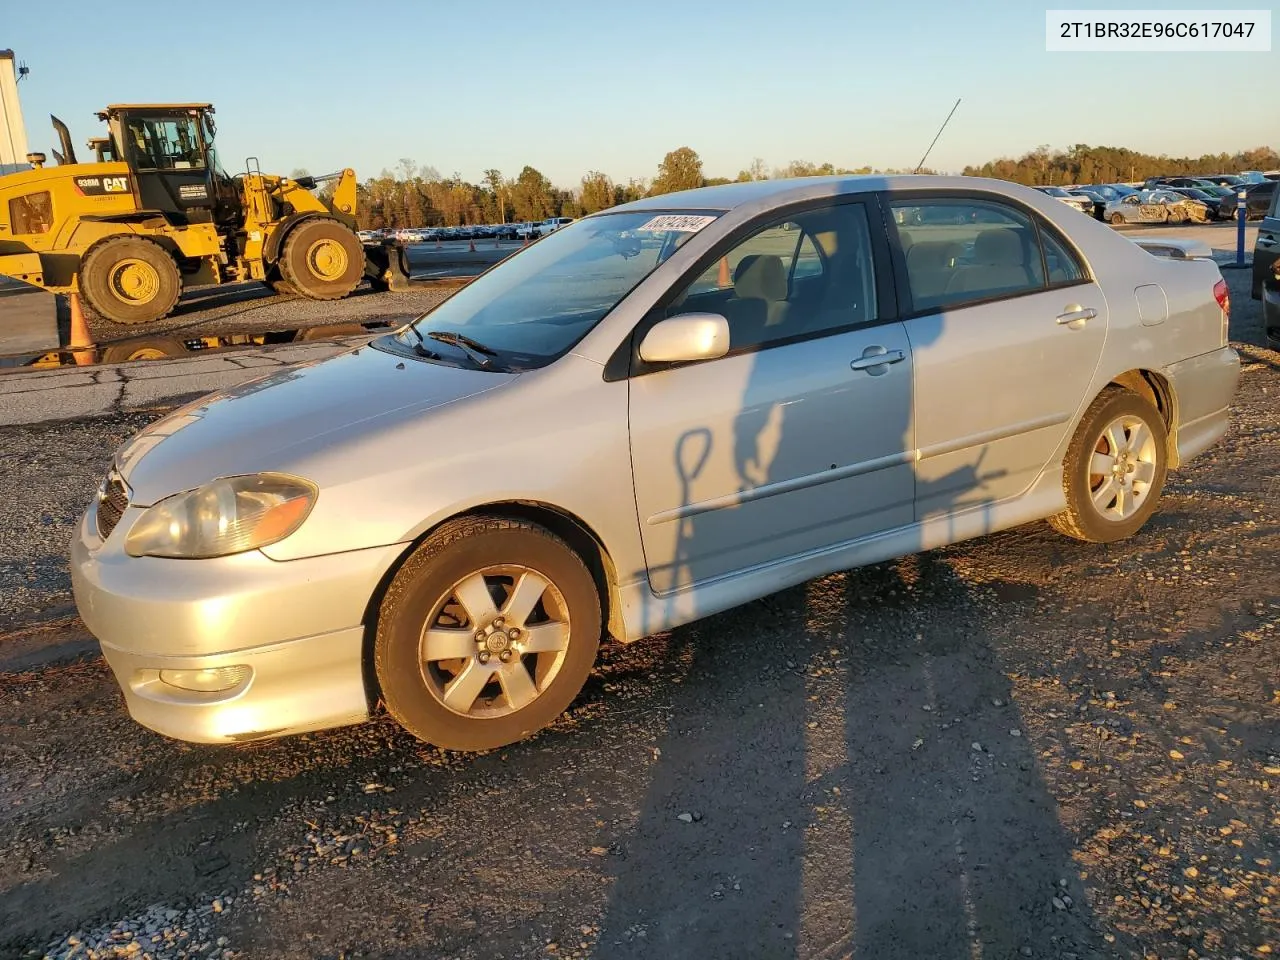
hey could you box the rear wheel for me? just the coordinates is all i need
[277,218,364,301]
[1048,387,1168,543]
[79,237,182,325]
[374,517,602,751]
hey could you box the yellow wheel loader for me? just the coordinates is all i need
[0,104,406,325]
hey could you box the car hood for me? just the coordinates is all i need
[114,342,517,505]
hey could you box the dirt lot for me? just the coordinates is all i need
[0,268,1275,960]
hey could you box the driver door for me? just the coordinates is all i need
[627,200,917,594]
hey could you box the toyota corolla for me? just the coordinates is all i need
[71,175,1240,751]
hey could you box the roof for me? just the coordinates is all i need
[101,103,213,113]
[609,174,1039,214]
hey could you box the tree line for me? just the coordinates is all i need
[962,143,1280,187]
[338,142,1278,230]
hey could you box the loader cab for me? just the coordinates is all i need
[99,103,223,225]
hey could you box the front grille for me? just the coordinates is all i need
[96,470,130,540]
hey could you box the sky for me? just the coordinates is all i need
[4,0,1278,189]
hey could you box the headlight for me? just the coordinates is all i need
[125,473,317,559]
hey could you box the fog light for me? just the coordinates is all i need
[158,665,251,693]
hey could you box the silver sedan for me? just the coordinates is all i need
[71,175,1241,751]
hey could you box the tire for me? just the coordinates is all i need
[276,218,364,301]
[1048,387,1169,543]
[79,236,182,325]
[1109,213,1125,226]
[374,517,602,751]
[100,336,187,363]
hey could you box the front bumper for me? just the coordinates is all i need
[70,506,405,743]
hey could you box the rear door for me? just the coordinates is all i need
[883,193,1108,520]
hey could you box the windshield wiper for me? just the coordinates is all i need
[426,330,498,368]
[401,321,444,361]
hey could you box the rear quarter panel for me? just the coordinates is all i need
[1029,193,1234,452]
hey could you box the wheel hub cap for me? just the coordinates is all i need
[110,259,161,304]
[1089,414,1158,521]
[306,238,348,281]
[418,565,572,720]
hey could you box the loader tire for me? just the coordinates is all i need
[277,219,364,301]
[100,336,188,363]
[79,237,182,325]
[261,265,298,297]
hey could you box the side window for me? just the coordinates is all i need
[1040,227,1085,285]
[889,199,1045,311]
[683,222,795,296]
[9,191,53,235]
[669,203,878,350]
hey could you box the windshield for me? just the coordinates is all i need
[1040,186,1070,197]
[396,211,715,366]
[124,115,206,171]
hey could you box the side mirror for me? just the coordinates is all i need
[638,313,730,364]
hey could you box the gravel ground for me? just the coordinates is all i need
[0,268,1275,959]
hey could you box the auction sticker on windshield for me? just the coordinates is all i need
[634,214,718,233]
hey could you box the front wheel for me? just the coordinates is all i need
[374,517,602,751]
[1109,213,1125,226]
[277,218,364,301]
[1048,387,1169,543]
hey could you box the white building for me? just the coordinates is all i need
[0,49,30,174]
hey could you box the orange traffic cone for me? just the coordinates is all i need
[68,292,97,366]
[717,256,731,289]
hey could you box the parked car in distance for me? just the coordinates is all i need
[1104,190,1185,225]
[1067,189,1108,220]
[1143,176,1218,190]
[1251,182,1280,347]
[71,175,1240,752]
[1032,185,1093,215]
[1201,174,1245,188]
[1243,180,1278,220]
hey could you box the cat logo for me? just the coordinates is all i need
[74,175,133,197]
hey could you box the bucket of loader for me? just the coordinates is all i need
[364,239,412,292]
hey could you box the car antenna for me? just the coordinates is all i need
[913,98,961,174]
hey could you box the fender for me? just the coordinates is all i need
[263,212,332,264]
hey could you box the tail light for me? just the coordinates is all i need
[1214,277,1230,343]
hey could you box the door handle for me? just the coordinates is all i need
[1056,306,1097,326]
[850,348,906,371]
